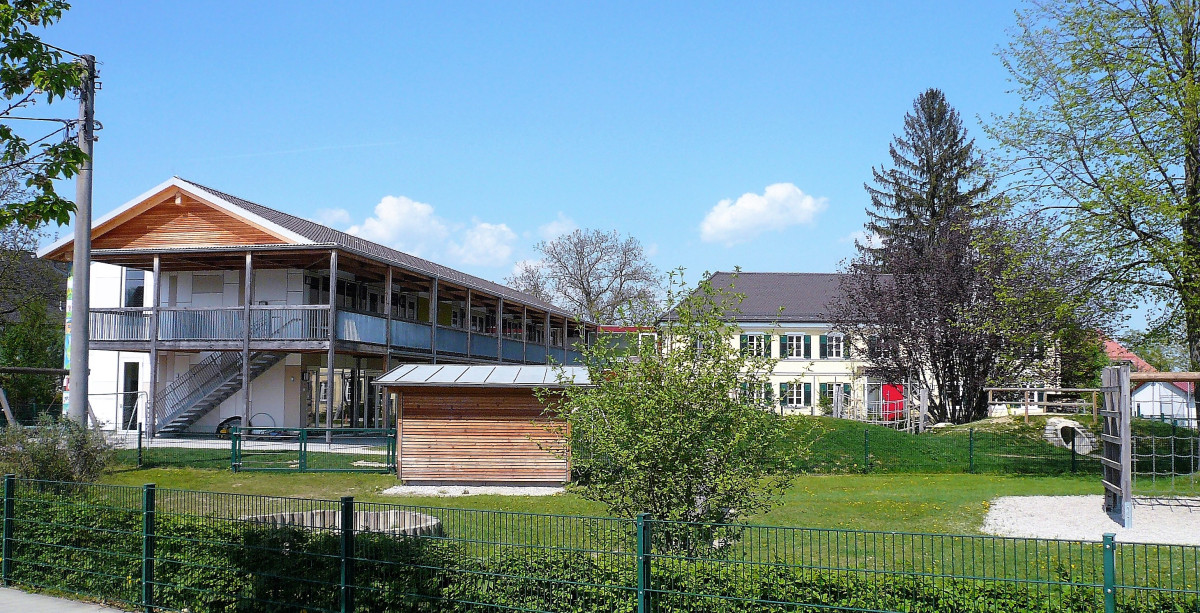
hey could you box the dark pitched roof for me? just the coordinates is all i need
[178,178,582,321]
[705,271,850,322]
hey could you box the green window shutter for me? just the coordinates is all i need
[765,334,773,357]
[780,335,789,357]
[739,334,748,355]
[804,382,812,406]
[779,382,789,405]
[819,335,828,359]
[803,334,811,359]
[764,383,773,400]
[739,381,748,399]
[844,336,851,359]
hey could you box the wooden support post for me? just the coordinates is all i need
[496,297,504,363]
[326,250,338,442]
[429,278,439,364]
[466,289,473,358]
[241,253,253,429]
[544,311,551,364]
[384,268,393,372]
[147,254,160,437]
[522,305,529,363]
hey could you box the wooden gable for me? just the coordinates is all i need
[43,187,297,260]
[91,193,286,250]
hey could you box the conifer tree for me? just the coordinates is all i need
[861,88,990,260]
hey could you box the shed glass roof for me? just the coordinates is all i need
[375,364,590,387]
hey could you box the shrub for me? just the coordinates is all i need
[0,414,114,481]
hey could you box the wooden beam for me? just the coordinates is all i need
[241,252,253,428]
[430,278,439,364]
[326,250,338,442]
[148,254,160,436]
[1129,371,1200,382]
[384,267,393,372]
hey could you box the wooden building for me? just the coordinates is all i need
[376,364,589,484]
[38,177,597,435]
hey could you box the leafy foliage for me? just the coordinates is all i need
[836,90,1114,424]
[990,0,1200,368]
[0,1,88,227]
[548,271,801,539]
[6,490,1194,613]
[0,296,64,408]
[0,414,112,481]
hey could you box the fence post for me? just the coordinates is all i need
[1103,533,1116,613]
[137,422,144,468]
[2,474,13,587]
[968,428,975,473]
[230,427,240,472]
[299,428,308,472]
[636,513,651,613]
[1070,435,1077,474]
[142,483,156,613]
[863,429,870,474]
[340,496,355,613]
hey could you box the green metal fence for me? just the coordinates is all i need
[230,427,397,473]
[2,475,1197,612]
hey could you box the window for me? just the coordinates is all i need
[306,275,330,305]
[784,335,810,358]
[740,334,769,357]
[192,273,224,295]
[121,362,139,429]
[779,382,812,406]
[123,269,145,308]
[740,381,772,402]
[867,336,895,360]
[819,334,849,359]
[450,306,467,328]
[392,292,418,320]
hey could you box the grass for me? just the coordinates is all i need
[100,466,1099,535]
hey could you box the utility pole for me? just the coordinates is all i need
[67,54,96,425]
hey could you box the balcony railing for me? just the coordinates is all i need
[87,305,589,364]
[502,338,524,362]
[470,333,498,359]
[91,308,151,341]
[436,326,468,354]
[251,306,329,340]
[337,311,387,345]
[159,308,243,341]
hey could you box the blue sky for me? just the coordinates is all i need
[40,1,1024,287]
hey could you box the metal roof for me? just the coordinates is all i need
[375,363,591,387]
[178,179,585,320]
[695,271,860,322]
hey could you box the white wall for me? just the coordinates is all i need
[84,262,152,430]
[1133,382,1195,419]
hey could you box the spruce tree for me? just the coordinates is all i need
[861,88,990,260]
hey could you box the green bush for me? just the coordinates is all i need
[5,489,1197,613]
[0,415,113,481]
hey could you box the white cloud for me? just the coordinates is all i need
[699,183,827,246]
[448,220,517,266]
[843,230,883,249]
[346,195,449,256]
[538,212,577,241]
[316,208,352,227]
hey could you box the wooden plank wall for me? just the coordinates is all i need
[396,387,569,483]
[92,194,283,250]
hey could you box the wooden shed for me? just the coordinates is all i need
[375,364,589,484]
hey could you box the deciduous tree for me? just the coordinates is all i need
[0,0,88,227]
[506,229,661,323]
[990,0,1200,367]
[547,272,805,548]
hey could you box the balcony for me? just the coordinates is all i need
[87,306,581,364]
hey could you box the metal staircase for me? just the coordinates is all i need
[154,350,286,434]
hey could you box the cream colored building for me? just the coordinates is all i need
[709,272,913,425]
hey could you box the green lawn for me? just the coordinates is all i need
[100,466,1099,535]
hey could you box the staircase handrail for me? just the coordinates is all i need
[152,314,302,429]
